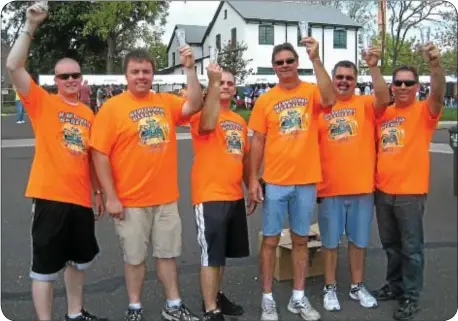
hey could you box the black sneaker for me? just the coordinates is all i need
[125,308,143,321]
[372,284,403,301]
[203,309,225,321]
[201,292,244,316]
[65,309,106,321]
[393,299,419,321]
[161,303,200,321]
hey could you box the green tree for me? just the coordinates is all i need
[149,43,168,70]
[386,0,447,72]
[81,1,169,73]
[217,41,253,84]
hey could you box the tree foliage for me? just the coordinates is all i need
[386,0,448,72]
[1,1,169,74]
[216,41,253,84]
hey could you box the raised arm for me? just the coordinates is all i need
[301,37,336,107]
[362,46,391,114]
[198,64,222,134]
[6,4,48,96]
[423,42,445,117]
[180,45,204,117]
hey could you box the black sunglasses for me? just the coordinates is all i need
[220,80,235,86]
[56,73,82,80]
[274,58,296,66]
[335,75,355,81]
[393,80,417,87]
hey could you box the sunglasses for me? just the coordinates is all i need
[55,73,82,80]
[335,75,355,81]
[393,80,417,87]
[274,58,296,66]
[220,80,235,86]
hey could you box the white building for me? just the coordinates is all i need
[162,1,362,80]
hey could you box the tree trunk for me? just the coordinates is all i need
[106,34,115,74]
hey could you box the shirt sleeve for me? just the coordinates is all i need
[421,100,441,129]
[248,95,267,134]
[17,77,50,120]
[166,93,188,125]
[89,102,118,156]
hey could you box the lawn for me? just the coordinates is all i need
[236,107,458,122]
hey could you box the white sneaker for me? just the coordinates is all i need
[323,284,341,311]
[287,296,321,321]
[349,282,378,308]
[261,297,279,321]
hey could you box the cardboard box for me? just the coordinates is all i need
[258,223,324,281]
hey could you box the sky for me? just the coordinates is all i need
[161,1,220,44]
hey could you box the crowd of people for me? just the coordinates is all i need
[6,3,447,321]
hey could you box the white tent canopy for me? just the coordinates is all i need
[38,74,208,86]
[39,74,457,87]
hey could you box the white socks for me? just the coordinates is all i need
[292,289,304,301]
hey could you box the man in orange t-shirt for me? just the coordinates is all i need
[372,43,445,321]
[190,67,254,321]
[316,47,391,312]
[248,40,335,321]
[90,48,202,321]
[6,4,104,321]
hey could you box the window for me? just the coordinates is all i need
[216,34,221,50]
[231,28,237,46]
[224,9,227,19]
[259,25,274,45]
[333,29,347,49]
[257,67,275,75]
[297,25,312,46]
[172,52,176,65]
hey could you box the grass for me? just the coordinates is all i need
[237,107,458,122]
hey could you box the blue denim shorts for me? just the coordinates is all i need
[262,183,317,237]
[317,193,374,248]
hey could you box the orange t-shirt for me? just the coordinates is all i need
[318,95,376,197]
[375,100,440,194]
[248,82,322,185]
[190,109,249,205]
[18,78,94,207]
[89,91,186,207]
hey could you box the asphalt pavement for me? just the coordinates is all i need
[1,114,457,321]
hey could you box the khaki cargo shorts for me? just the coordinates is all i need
[114,201,182,265]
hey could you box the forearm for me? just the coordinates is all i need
[6,22,37,71]
[369,66,391,110]
[199,81,220,133]
[243,153,250,188]
[89,152,102,192]
[92,151,118,200]
[249,135,265,181]
[312,59,335,107]
[185,67,203,113]
[429,65,446,108]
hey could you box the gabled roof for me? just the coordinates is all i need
[201,1,361,44]
[228,1,361,27]
[166,24,208,52]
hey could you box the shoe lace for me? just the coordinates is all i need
[178,304,198,321]
[324,286,338,302]
[262,299,277,314]
[126,309,142,321]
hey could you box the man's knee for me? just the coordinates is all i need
[291,232,308,248]
[262,235,280,249]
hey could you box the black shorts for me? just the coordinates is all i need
[194,199,250,267]
[30,198,99,280]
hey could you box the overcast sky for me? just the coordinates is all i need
[161,1,220,44]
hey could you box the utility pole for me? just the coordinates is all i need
[378,0,387,72]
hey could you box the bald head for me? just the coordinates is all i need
[54,58,80,75]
